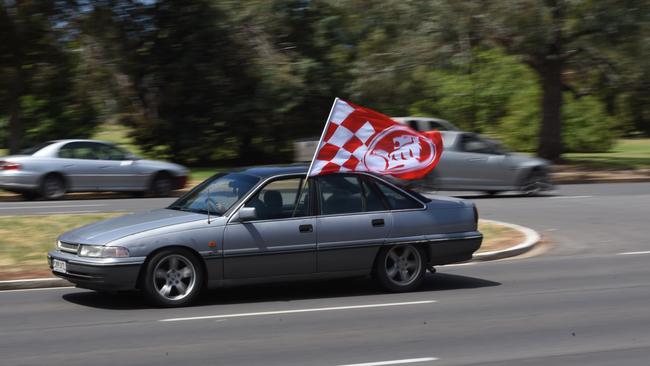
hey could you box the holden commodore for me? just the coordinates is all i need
[48,165,482,307]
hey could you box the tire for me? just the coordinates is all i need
[142,249,203,307]
[520,170,549,196]
[374,244,426,292]
[150,172,173,197]
[39,174,66,200]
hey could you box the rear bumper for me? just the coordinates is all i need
[0,171,40,191]
[47,251,145,291]
[426,235,482,265]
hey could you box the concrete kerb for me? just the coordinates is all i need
[474,219,541,261]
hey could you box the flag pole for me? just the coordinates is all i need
[305,97,340,178]
[293,97,340,217]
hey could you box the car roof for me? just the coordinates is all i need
[234,164,309,178]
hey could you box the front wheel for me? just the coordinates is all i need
[374,244,426,292]
[142,249,203,307]
[520,171,550,196]
[150,173,173,197]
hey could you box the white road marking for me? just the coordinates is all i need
[160,300,437,322]
[336,357,438,366]
[0,286,75,293]
[548,195,592,199]
[0,204,105,210]
[618,251,650,256]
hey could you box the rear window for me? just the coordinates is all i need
[373,180,425,210]
[20,141,55,155]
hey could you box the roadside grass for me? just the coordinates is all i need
[477,220,524,253]
[563,139,650,170]
[0,215,522,280]
[0,213,123,278]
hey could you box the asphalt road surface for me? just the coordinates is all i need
[1,182,649,366]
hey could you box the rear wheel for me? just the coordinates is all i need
[375,244,426,292]
[39,174,66,200]
[150,173,173,197]
[142,249,203,307]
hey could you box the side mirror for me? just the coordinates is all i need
[235,207,257,222]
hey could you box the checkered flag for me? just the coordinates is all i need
[308,98,443,180]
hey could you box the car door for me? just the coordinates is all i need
[56,142,103,190]
[442,134,507,188]
[92,143,142,190]
[315,174,393,273]
[222,176,317,279]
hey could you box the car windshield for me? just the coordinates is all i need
[168,173,260,215]
[20,141,55,155]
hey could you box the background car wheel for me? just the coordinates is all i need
[39,174,66,200]
[484,190,502,196]
[374,244,426,292]
[150,172,173,197]
[143,249,203,307]
[520,170,549,196]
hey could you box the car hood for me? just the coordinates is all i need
[59,209,207,246]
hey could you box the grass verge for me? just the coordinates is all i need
[0,214,524,280]
[563,138,650,170]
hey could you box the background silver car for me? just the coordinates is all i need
[423,131,553,195]
[0,139,188,199]
[48,165,481,307]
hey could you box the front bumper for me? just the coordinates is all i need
[47,250,146,291]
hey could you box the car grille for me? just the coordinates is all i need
[58,241,80,254]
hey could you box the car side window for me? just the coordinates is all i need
[373,180,423,210]
[461,135,493,154]
[317,174,389,215]
[407,120,419,131]
[94,144,128,160]
[58,142,98,160]
[244,178,310,220]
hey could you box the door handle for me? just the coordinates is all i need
[372,219,385,227]
[299,224,313,233]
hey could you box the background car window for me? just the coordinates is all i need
[94,144,129,160]
[461,135,493,154]
[58,142,98,159]
[318,175,365,215]
[407,120,419,131]
[374,180,422,210]
[244,178,310,220]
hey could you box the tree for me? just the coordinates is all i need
[476,0,648,161]
[0,1,98,153]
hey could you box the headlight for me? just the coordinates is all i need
[78,245,130,258]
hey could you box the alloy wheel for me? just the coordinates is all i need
[152,254,197,301]
[384,245,423,287]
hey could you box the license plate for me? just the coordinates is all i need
[52,259,67,274]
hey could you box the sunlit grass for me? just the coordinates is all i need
[0,213,122,276]
[564,139,650,170]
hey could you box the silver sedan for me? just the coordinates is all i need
[419,131,553,195]
[48,165,482,307]
[0,139,188,199]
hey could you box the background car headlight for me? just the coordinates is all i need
[78,245,130,258]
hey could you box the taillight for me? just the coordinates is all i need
[0,161,21,170]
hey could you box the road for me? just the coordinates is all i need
[1,182,650,365]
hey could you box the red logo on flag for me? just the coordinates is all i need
[309,99,443,180]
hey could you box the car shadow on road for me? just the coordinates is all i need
[61,272,501,310]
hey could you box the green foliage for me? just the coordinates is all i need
[500,87,618,153]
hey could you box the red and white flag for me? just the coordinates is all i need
[308,98,443,180]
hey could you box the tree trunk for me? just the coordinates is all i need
[7,96,22,155]
[536,60,564,162]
